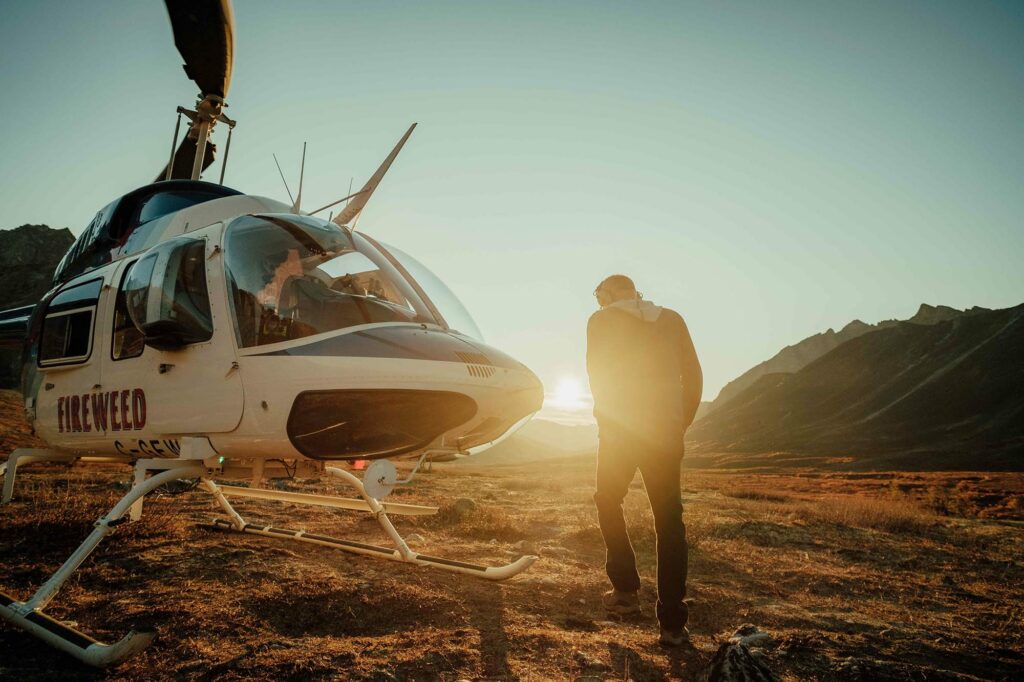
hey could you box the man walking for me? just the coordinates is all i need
[586,274,703,647]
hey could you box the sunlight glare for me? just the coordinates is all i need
[549,375,585,409]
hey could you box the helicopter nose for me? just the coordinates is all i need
[277,326,543,460]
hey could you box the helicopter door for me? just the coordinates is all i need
[113,229,243,435]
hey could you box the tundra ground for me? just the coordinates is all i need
[0,451,1021,681]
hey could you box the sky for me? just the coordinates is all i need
[1,0,1022,411]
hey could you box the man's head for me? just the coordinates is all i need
[594,274,638,308]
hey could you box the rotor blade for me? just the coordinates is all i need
[333,123,417,227]
[156,135,217,182]
[164,0,235,99]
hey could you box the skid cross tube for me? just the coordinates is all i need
[204,467,537,581]
[0,463,205,667]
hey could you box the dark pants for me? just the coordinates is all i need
[593,427,688,631]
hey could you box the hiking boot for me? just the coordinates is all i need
[659,626,693,648]
[601,589,641,616]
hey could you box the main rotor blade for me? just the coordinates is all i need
[164,0,235,99]
[156,135,217,182]
[333,123,417,227]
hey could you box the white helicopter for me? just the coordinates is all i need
[0,0,543,667]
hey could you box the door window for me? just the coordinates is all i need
[111,261,145,360]
[38,278,102,366]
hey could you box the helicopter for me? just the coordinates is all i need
[0,0,543,667]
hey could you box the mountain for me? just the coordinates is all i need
[704,304,990,415]
[687,303,1024,469]
[0,225,75,309]
[0,225,75,388]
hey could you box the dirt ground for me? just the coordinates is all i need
[0,451,1021,681]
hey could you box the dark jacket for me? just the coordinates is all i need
[586,301,702,445]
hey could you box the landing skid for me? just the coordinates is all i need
[0,464,200,666]
[206,466,537,581]
[0,458,537,667]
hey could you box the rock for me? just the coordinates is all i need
[729,624,771,648]
[702,641,779,682]
[406,533,425,543]
[452,498,477,517]
[701,625,778,681]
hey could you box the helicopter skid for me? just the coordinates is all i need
[210,519,537,581]
[204,467,537,581]
[0,463,204,667]
[0,593,155,668]
[0,460,535,667]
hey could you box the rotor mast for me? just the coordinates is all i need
[160,0,237,182]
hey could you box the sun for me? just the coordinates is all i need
[548,375,586,409]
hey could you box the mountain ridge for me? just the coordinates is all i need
[704,303,991,415]
[688,303,1024,469]
[0,224,75,387]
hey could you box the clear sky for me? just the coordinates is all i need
[1,0,1022,405]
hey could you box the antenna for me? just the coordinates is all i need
[307,189,368,217]
[333,123,417,227]
[292,141,306,214]
[273,153,295,206]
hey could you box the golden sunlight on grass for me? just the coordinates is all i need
[1,462,1021,679]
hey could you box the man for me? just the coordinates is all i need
[586,274,703,647]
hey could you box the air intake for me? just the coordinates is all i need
[287,389,477,460]
[454,351,492,365]
[466,364,496,378]
[455,351,496,379]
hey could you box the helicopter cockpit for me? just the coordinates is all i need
[223,214,483,348]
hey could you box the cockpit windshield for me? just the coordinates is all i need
[224,215,438,347]
[377,241,484,342]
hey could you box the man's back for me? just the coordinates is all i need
[587,301,702,443]
[585,278,702,643]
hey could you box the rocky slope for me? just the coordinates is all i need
[0,225,75,388]
[705,304,990,415]
[0,224,74,309]
[688,303,1024,468]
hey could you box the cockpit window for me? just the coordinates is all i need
[378,242,484,341]
[133,190,225,227]
[224,215,438,348]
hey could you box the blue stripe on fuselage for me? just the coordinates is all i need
[251,326,523,370]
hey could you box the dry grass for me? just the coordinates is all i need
[720,487,792,503]
[427,503,529,542]
[11,473,185,548]
[0,459,1021,681]
[793,494,936,534]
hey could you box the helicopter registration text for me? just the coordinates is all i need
[56,389,147,434]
